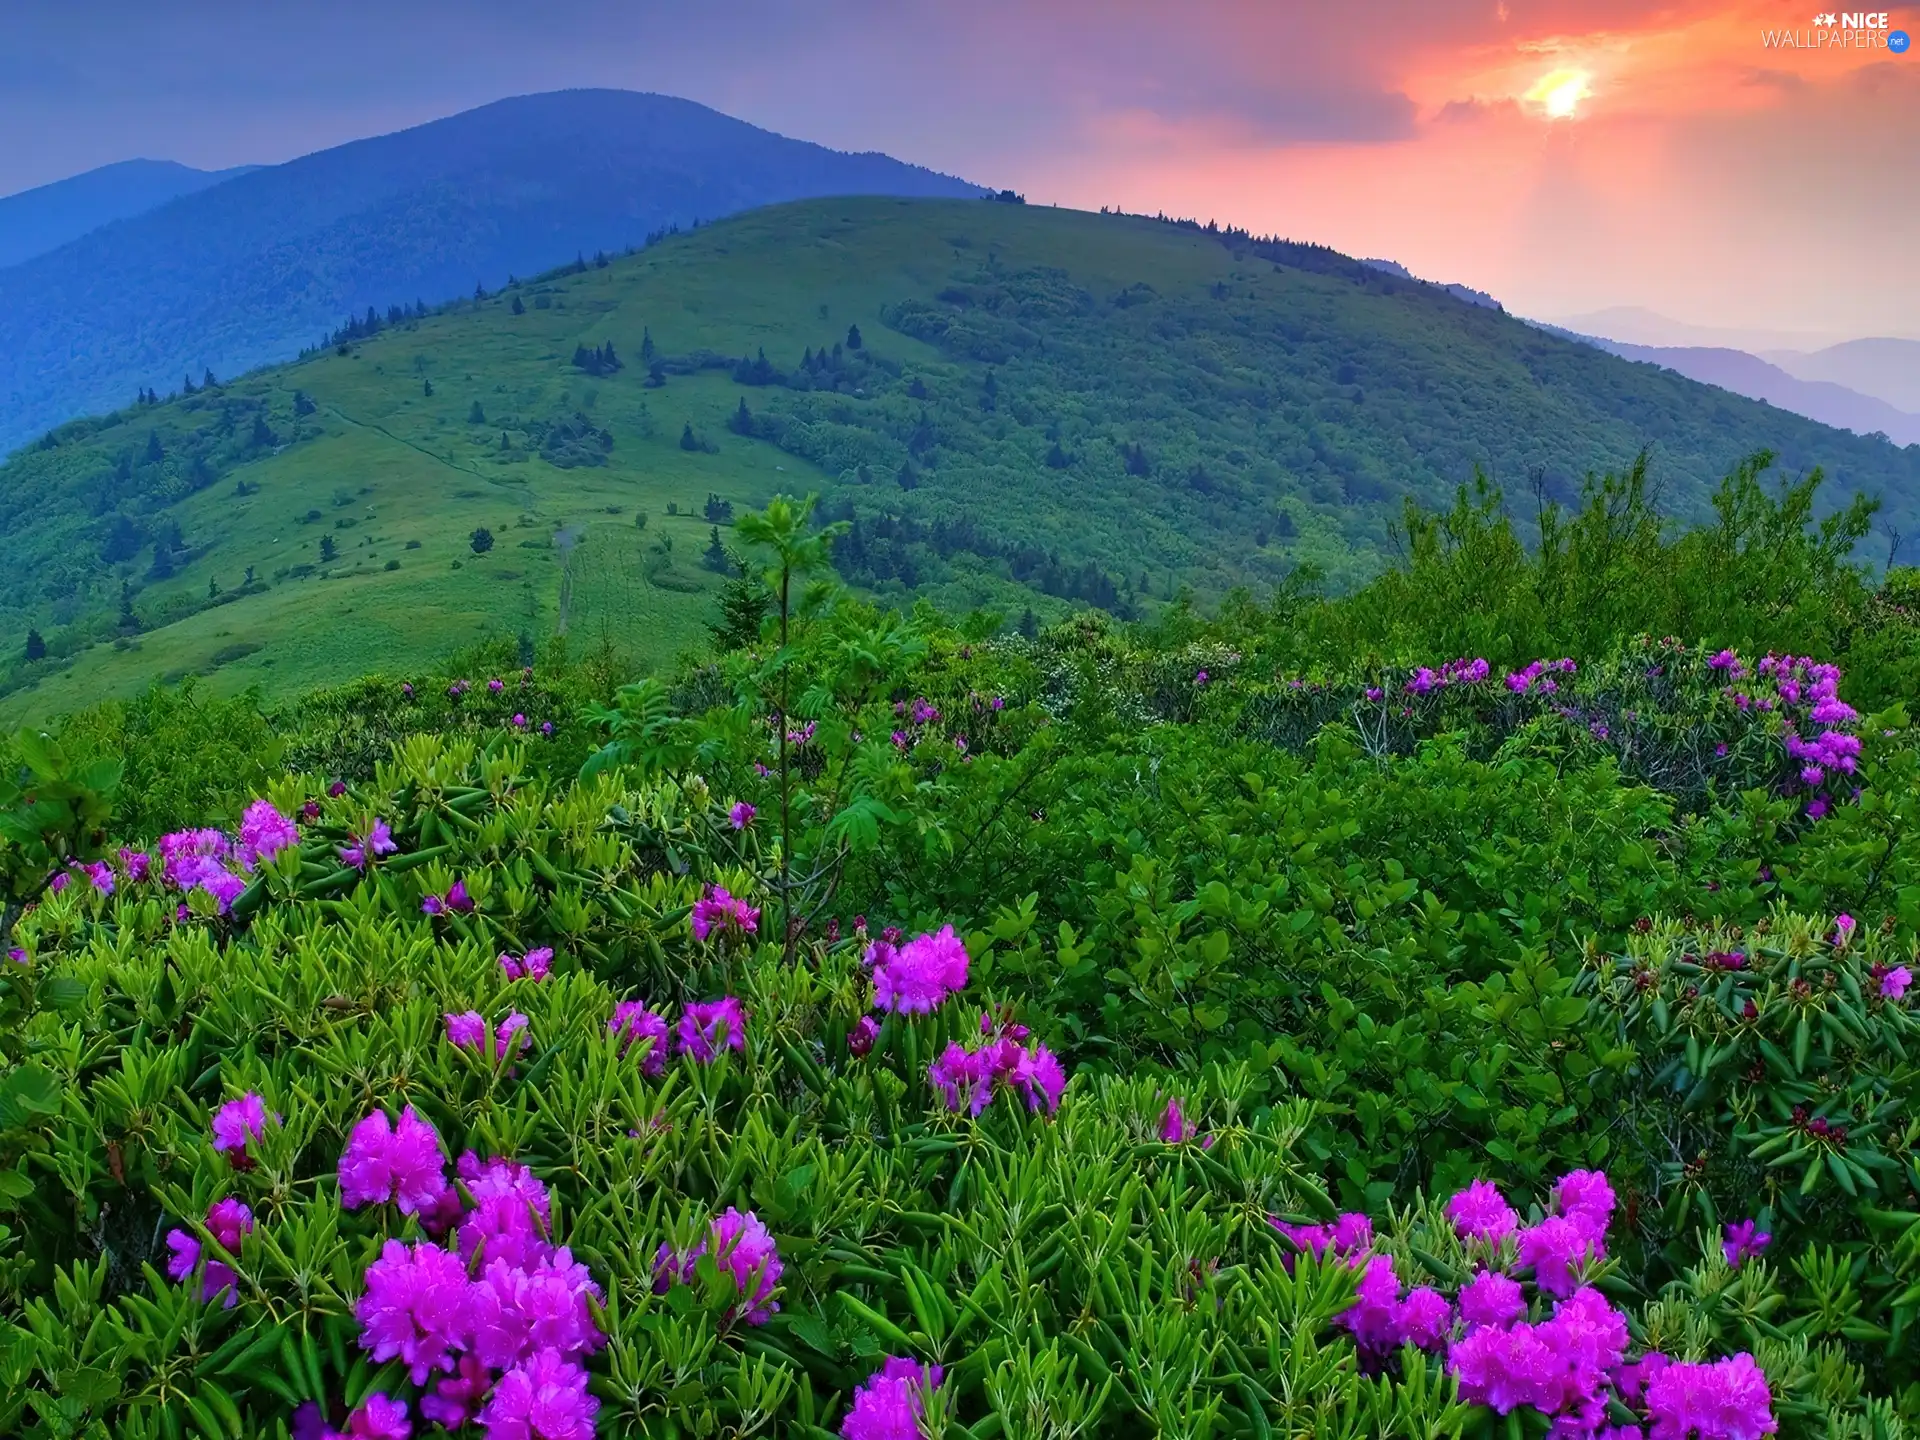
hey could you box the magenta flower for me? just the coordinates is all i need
[499,947,554,981]
[1832,913,1857,948]
[468,1247,605,1369]
[1159,1098,1194,1143]
[871,924,970,1014]
[165,1198,254,1307]
[848,1015,880,1057]
[512,713,527,728]
[211,1092,272,1164]
[1643,1353,1776,1440]
[446,879,474,913]
[1008,1042,1066,1113]
[338,1106,451,1216]
[729,801,756,829]
[840,1356,945,1440]
[1722,1220,1772,1269]
[676,997,747,1063]
[489,678,505,693]
[1517,1216,1601,1299]
[356,1239,471,1383]
[454,1153,554,1272]
[338,818,396,871]
[449,1012,530,1062]
[238,799,300,869]
[928,1042,993,1116]
[609,1001,672,1075]
[1271,1212,1373,1266]
[1194,669,1209,685]
[1446,1179,1518,1246]
[1399,1286,1453,1351]
[1555,1170,1616,1239]
[119,847,151,882]
[418,1355,491,1432]
[690,886,759,943]
[1339,1253,1407,1355]
[445,1010,488,1051]
[1458,1269,1526,1330]
[706,1207,784,1325]
[477,1347,599,1440]
[1882,965,1913,1001]
[343,1394,411,1440]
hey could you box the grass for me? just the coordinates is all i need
[6,195,1917,721]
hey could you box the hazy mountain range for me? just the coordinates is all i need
[0,89,984,455]
[0,158,260,270]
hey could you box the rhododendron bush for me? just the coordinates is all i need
[3,494,1920,1436]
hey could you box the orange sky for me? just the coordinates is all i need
[8,0,1914,342]
[989,0,1920,341]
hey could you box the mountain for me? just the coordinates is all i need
[1763,338,1920,418]
[0,89,985,455]
[0,158,260,271]
[5,196,1919,721]
[1540,330,1920,448]
[1553,305,1849,355]
[1359,258,1503,312]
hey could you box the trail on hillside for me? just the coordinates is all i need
[325,405,530,494]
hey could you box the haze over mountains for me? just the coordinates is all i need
[0,158,261,270]
[0,89,984,455]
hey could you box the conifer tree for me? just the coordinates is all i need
[24,628,45,662]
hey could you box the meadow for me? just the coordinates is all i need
[7,197,1919,722]
[3,473,1920,1437]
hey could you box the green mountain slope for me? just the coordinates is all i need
[6,195,1917,721]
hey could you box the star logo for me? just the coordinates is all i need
[1811,11,1837,22]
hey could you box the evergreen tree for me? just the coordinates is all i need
[1045,441,1072,470]
[469,401,486,425]
[474,281,488,301]
[729,397,754,436]
[897,459,918,490]
[981,370,998,412]
[144,431,165,465]
[208,576,221,599]
[846,323,863,350]
[319,535,338,563]
[511,295,525,315]
[640,327,655,362]
[702,526,729,572]
[251,414,275,448]
[594,250,608,269]
[908,376,928,400]
[709,571,773,651]
[203,368,217,389]
[680,423,699,452]
[1018,607,1038,639]
[646,362,666,388]
[118,581,136,630]
[500,431,511,450]
[469,528,494,555]
[24,628,45,662]
[182,374,197,397]
[423,377,434,397]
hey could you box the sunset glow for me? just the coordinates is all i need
[1526,68,1593,119]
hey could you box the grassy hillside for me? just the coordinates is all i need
[0,89,983,452]
[6,193,1919,722]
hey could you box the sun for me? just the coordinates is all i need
[1526,68,1592,119]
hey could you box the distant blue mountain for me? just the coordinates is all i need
[0,89,985,453]
[0,159,259,270]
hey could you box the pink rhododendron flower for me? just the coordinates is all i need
[1517,1216,1602,1300]
[211,1092,272,1163]
[165,1198,254,1307]
[677,997,747,1063]
[468,1248,605,1369]
[840,1357,945,1440]
[608,1001,671,1075]
[418,1355,491,1432]
[500,947,554,981]
[1642,1352,1777,1440]
[338,1106,451,1216]
[656,1207,783,1326]
[339,819,396,870]
[1722,1220,1771,1269]
[1159,1098,1194,1143]
[1447,1179,1518,1246]
[477,1348,599,1440]
[848,1015,880,1057]
[690,886,759,942]
[343,1393,411,1440]
[871,924,970,1014]
[1880,966,1911,1001]
[355,1239,472,1383]
[1555,1170,1616,1239]
[238,800,300,869]
[729,801,756,829]
[1459,1269,1527,1329]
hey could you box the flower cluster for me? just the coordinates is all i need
[927,1019,1066,1116]
[211,1092,274,1166]
[299,1108,606,1439]
[839,1357,945,1440]
[421,879,474,916]
[446,1010,530,1062]
[157,826,250,910]
[1405,657,1490,696]
[1504,657,1577,694]
[654,1206,783,1326]
[867,925,970,1014]
[1762,655,1862,818]
[608,996,746,1073]
[498,947,553,982]
[339,818,397,870]
[690,886,759,943]
[237,799,300,868]
[165,1197,254,1308]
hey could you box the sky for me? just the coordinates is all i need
[2,0,1915,341]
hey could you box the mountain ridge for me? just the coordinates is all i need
[0,158,261,271]
[0,89,985,455]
